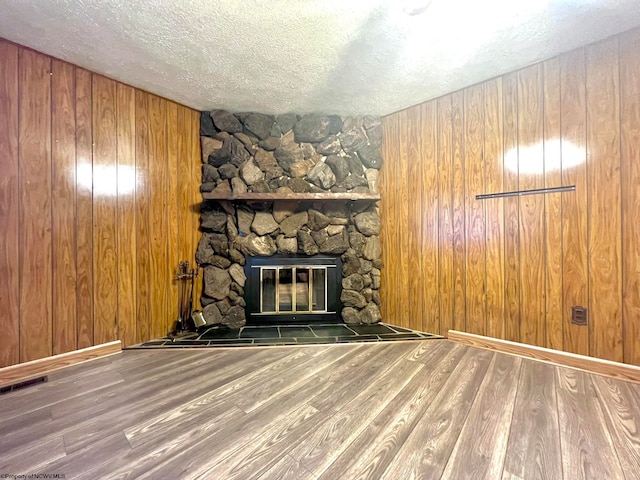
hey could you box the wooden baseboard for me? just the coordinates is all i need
[447,330,640,384]
[0,341,122,389]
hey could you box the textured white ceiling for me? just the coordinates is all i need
[1,0,639,116]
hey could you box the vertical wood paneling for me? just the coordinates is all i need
[51,59,77,355]
[75,68,94,349]
[586,38,623,362]
[4,28,640,368]
[381,28,640,366]
[392,113,403,326]
[620,29,640,366]
[0,40,201,367]
[19,49,52,362]
[0,40,20,367]
[517,65,546,347]
[149,95,169,339]
[502,73,521,343]
[177,105,195,316]
[543,58,564,351]
[116,83,137,347]
[380,116,391,321]
[191,110,203,311]
[420,102,439,334]
[397,110,411,328]
[381,114,399,324]
[464,85,486,336]
[92,76,118,345]
[560,49,589,357]
[177,106,193,270]
[483,78,505,340]
[451,91,466,332]
[135,91,151,343]
[406,106,423,330]
[437,96,454,336]
[166,102,180,335]
[380,119,389,321]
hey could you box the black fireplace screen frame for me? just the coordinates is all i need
[244,254,343,325]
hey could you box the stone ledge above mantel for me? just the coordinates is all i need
[201,192,381,202]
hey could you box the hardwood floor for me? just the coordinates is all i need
[1,340,639,479]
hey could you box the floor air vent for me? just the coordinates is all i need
[0,376,48,395]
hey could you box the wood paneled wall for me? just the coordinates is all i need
[0,39,202,367]
[381,27,640,366]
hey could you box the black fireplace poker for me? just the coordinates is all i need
[172,260,199,336]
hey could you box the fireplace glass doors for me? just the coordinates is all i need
[245,255,342,324]
[260,267,326,314]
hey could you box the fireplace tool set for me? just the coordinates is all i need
[173,260,199,335]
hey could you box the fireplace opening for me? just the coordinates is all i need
[245,255,342,324]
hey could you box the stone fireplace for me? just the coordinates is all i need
[196,111,383,329]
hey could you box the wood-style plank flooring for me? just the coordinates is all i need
[1,340,639,479]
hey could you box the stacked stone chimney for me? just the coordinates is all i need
[197,111,383,328]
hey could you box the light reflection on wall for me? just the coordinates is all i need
[76,163,136,196]
[504,139,584,175]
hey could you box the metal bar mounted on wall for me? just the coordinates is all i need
[475,185,575,201]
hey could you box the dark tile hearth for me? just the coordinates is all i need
[208,338,254,346]
[126,323,442,349]
[296,336,338,344]
[278,326,316,338]
[237,326,280,339]
[253,337,297,345]
[346,324,396,335]
[309,325,354,337]
[378,333,425,341]
[336,334,380,343]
